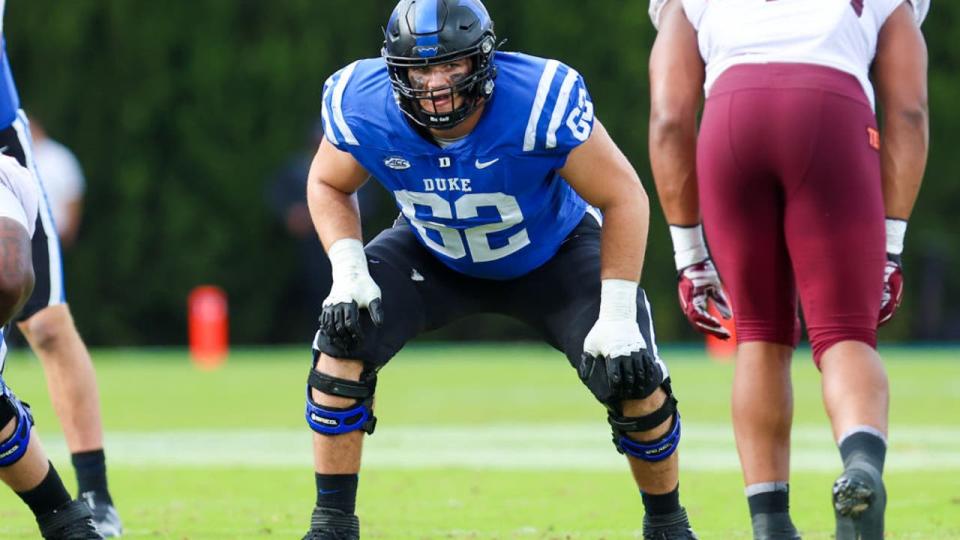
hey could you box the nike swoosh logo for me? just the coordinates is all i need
[475,158,499,169]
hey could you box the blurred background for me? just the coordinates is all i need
[5,0,958,348]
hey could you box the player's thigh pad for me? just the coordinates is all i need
[513,216,669,388]
[0,377,35,467]
[313,226,431,367]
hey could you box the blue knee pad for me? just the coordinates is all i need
[305,368,378,436]
[616,412,681,462]
[607,382,681,462]
[0,382,34,467]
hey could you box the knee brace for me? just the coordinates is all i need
[607,380,681,462]
[0,383,34,467]
[305,368,378,436]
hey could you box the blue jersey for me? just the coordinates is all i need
[0,0,19,129]
[321,52,596,280]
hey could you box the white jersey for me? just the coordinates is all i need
[649,0,929,108]
[32,137,85,235]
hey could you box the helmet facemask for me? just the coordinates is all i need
[385,35,496,130]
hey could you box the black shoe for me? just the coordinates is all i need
[643,507,699,540]
[302,507,360,540]
[833,464,885,540]
[751,512,802,539]
[80,491,123,537]
[37,500,104,539]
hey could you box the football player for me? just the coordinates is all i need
[302,0,698,538]
[0,1,119,536]
[647,0,929,538]
[0,50,101,540]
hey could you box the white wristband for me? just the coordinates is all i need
[669,224,709,271]
[598,279,638,322]
[327,238,370,282]
[885,218,907,256]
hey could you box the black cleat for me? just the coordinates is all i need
[302,507,360,540]
[751,512,801,539]
[833,464,885,540]
[37,500,104,539]
[643,507,699,540]
[81,491,123,537]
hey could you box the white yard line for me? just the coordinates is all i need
[36,424,960,471]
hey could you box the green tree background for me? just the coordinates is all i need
[5,1,957,346]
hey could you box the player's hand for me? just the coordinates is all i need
[319,238,383,351]
[678,259,732,339]
[878,254,904,327]
[320,276,383,351]
[579,318,660,402]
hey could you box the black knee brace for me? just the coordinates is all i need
[0,381,34,467]
[607,380,681,463]
[305,368,378,436]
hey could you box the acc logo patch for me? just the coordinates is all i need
[384,156,411,170]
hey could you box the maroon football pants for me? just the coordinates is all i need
[697,63,885,365]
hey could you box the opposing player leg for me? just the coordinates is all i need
[2,113,121,536]
[783,84,888,540]
[697,75,805,539]
[513,216,695,538]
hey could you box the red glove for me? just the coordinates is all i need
[878,254,903,327]
[678,259,733,339]
[879,218,907,327]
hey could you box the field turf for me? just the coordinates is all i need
[0,344,957,538]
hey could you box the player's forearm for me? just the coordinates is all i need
[599,184,649,282]
[307,178,363,251]
[649,113,700,226]
[880,107,928,220]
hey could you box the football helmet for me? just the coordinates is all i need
[382,0,497,129]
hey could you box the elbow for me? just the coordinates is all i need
[897,104,928,130]
[594,175,648,217]
[649,106,696,145]
[885,96,929,130]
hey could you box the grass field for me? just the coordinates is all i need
[0,344,957,539]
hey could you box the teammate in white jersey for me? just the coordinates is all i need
[0,1,121,535]
[0,156,102,539]
[647,1,928,539]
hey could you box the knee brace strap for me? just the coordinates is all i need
[305,369,378,436]
[608,394,677,434]
[615,411,681,462]
[0,393,34,467]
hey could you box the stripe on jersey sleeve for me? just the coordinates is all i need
[330,61,360,146]
[321,77,338,146]
[545,67,581,150]
[523,59,560,152]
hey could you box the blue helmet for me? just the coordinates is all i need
[382,0,498,130]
